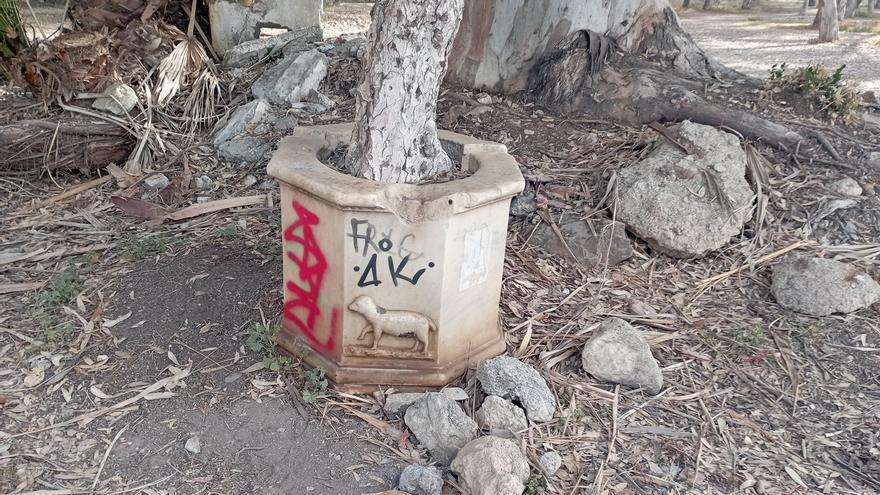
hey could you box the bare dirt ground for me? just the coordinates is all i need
[3,3,880,495]
[681,8,880,92]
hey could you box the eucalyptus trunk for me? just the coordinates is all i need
[819,0,840,41]
[344,0,463,184]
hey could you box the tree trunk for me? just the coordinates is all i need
[799,0,809,15]
[837,0,847,19]
[344,0,463,184]
[449,0,806,151]
[449,0,722,93]
[819,0,840,41]
[682,0,691,7]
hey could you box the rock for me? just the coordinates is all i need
[539,451,562,476]
[252,49,328,106]
[581,318,663,395]
[869,151,880,169]
[475,396,527,433]
[213,100,277,162]
[184,436,201,454]
[450,436,529,495]
[864,112,880,132]
[829,177,863,197]
[239,174,258,187]
[384,388,470,419]
[771,255,880,316]
[509,192,536,217]
[476,356,555,422]
[217,136,275,163]
[404,393,478,464]
[213,99,275,144]
[306,88,335,109]
[441,387,470,401]
[384,392,427,419]
[627,299,657,316]
[533,219,633,268]
[328,37,366,58]
[194,175,213,190]
[92,83,138,115]
[222,26,323,68]
[615,121,753,258]
[143,173,169,191]
[398,464,443,495]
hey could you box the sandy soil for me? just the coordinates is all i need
[681,9,880,92]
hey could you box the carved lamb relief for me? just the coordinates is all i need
[346,295,438,359]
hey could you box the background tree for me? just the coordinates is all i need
[819,0,840,42]
[344,0,463,184]
[449,0,803,147]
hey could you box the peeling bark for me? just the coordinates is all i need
[448,0,722,92]
[344,0,463,184]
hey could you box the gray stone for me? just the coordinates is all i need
[384,392,427,419]
[476,356,555,422]
[509,192,536,217]
[475,396,527,433]
[213,99,275,145]
[404,393,477,465]
[441,387,470,401]
[328,37,366,58]
[92,83,138,115]
[868,152,880,170]
[533,219,633,268]
[239,174,258,187]
[450,436,529,495]
[384,389,470,419]
[194,175,213,190]
[771,255,880,316]
[217,136,274,163]
[222,26,322,68]
[539,451,562,476]
[829,177,863,197]
[143,173,169,191]
[398,464,443,495]
[581,318,663,395]
[184,436,201,454]
[252,49,328,106]
[615,121,753,258]
[213,100,278,162]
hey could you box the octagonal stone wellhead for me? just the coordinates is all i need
[266,123,524,390]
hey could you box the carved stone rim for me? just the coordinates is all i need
[266,123,525,222]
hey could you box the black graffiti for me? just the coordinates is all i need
[349,218,434,288]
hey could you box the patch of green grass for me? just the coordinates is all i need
[218,224,239,238]
[247,322,297,373]
[301,367,328,403]
[247,322,279,353]
[120,235,175,261]
[33,266,82,342]
[734,325,768,347]
[523,474,547,495]
[768,63,861,121]
[254,236,281,259]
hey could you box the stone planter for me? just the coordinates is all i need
[266,124,524,389]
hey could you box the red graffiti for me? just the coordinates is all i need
[283,200,339,354]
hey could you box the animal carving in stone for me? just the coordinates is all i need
[348,295,437,352]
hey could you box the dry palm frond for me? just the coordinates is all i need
[154,0,206,106]
[819,243,880,264]
[183,67,221,137]
[745,143,773,246]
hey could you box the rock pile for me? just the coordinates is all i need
[211,28,343,163]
